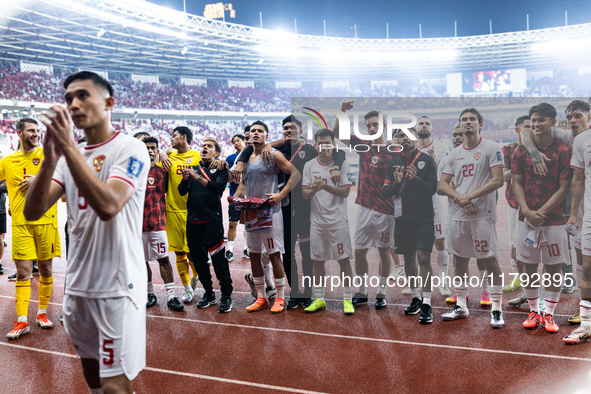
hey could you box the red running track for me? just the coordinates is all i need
[0,189,590,393]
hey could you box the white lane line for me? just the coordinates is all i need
[0,342,326,394]
[148,314,591,363]
[0,294,580,317]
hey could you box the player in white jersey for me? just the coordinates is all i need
[24,72,150,393]
[439,108,505,328]
[438,126,492,307]
[416,116,451,297]
[302,129,355,315]
[564,126,591,344]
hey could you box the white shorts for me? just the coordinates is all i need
[433,203,446,240]
[580,215,591,256]
[311,226,352,261]
[353,206,394,249]
[507,206,519,246]
[142,230,168,261]
[448,218,500,259]
[63,295,145,380]
[246,211,284,254]
[514,221,569,265]
[573,207,583,249]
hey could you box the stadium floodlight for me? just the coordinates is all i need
[97,28,106,37]
[181,46,188,55]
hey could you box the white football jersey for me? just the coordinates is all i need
[571,129,591,214]
[440,137,504,222]
[302,157,352,230]
[438,154,454,219]
[53,132,150,305]
[419,139,449,208]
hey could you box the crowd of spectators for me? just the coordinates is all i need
[1,66,589,157]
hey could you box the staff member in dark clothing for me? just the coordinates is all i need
[384,128,437,324]
[179,137,233,313]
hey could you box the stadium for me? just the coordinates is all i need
[1,0,591,392]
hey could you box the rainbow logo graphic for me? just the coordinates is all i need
[302,107,328,131]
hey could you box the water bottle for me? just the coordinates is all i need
[567,224,580,237]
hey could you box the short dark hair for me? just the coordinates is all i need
[63,71,113,97]
[282,115,302,129]
[134,131,150,139]
[529,102,557,119]
[395,127,417,138]
[515,115,530,128]
[244,125,251,133]
[204,137,221,154]
[314,128,335,142]
[173,126,193,144]
[459,108,483,124]
[143,136,159,147]
[231,134,245,142]
[566,100,590,115]
[418,115,431,122]
[251,120,268,133]
[77,136,87,145]
[16,118,38,132]
[364,111,381,121]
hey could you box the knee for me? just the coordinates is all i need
[101,377,130,394]
[435,239,445,250]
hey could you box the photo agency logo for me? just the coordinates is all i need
[299,107,418,153]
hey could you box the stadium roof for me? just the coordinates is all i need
[2,0,591,81]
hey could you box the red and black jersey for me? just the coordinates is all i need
[512,139,572,226]
[351,135,397,215]
[502,144,518,209]
[143,166,168,231]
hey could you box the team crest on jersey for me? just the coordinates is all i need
[210,169,217,174]
[148,177,154,185]
[186,158,193,164]
[371,156,379,165]
[298,151,306,159]
[32,158,40,166]
[473,152,481,161]
[418,161,425,169]
[93,155,106,172]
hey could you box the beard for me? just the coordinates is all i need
[418,130,431,139]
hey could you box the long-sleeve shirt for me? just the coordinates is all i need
[178,162,228,222]
[383,149,437,223]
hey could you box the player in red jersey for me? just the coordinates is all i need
[333,101,398,309]
[513,103,572,333]
[142,137,183,312]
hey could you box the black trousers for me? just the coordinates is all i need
[285,203,314,296]
[186,221,233,297]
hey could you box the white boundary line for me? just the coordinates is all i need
[147,314,591,363]
[0,294,580,317]
[0,341,326,394]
